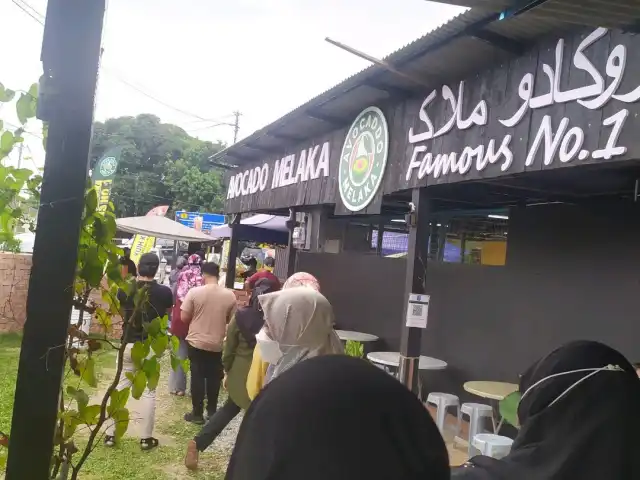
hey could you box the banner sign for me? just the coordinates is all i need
[175,211,225,232]
[130,205,169,265]
[91,147,123,213]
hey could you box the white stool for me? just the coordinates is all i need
[459,403,493,457]
[426,393,459,433]
[472,433,513,459]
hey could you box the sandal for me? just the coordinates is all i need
[140,437,159,451]
[176,391,185,397]
[104,435,116,447]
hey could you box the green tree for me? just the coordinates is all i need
[164,159,225,213]
[89,114,227,217]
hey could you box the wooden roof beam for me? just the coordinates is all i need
[305,109,345,126]
[471,30,527,55]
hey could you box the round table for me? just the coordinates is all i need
[366,351,448,370]
[464,381,519,433]
[336,330,379,342]
[463,381,518,401]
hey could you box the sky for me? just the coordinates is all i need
[0,0,466,169]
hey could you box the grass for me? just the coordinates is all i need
[0,334,231,479]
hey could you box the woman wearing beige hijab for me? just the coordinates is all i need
[256,286,343,383]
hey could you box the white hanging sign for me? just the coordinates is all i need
[406,293,430,329]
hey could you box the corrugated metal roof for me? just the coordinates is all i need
[213,0,640,167]
[429,0,640,27]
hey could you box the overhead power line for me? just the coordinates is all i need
[101,70,231,123]
[10,0,43,24]
[10,0,237,126]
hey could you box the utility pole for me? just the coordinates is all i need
[6,0,106,478]
[232,111,241,144]
[17,143,23,169]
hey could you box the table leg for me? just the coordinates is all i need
[491,400,499,433]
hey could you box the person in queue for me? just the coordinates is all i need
[225,355,450,480]
[104,253,173,451]
[120,246,137,278]
[240,256,258,281]
[245,256,280,290]
[167,255,187,396]
[452,340,640,479]
[246,271,320,400]
[168,254,204,397]
[256,285,342,384]
[181,262,237,425]
[185,277,279,470]
[169,256,187,298]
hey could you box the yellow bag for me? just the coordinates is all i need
[246,348,269,401]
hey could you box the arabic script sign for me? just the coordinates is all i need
[405,27,640,183]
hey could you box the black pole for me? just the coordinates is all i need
[225,214,240,289]
[286,208,297,278]
[376,218,385,256]
[460,231,467,264]
[398,188,431,394]
[6,1,106,478]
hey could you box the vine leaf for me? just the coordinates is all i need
[66,386,89,412]
[111,408,130,440]
[131,370,147,399]
[108,387,130,417]
[78,358,97,387]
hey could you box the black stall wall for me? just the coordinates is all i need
[297,202,640,401]
[296,252,406,350]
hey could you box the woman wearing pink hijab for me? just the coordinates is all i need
[169,254,204,396]
[282,272,321,291]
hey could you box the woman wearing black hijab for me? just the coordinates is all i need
[225,355,450,480]
[453,340,640,480]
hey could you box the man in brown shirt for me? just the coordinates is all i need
[181,262,236,424]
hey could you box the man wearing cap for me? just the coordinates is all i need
[245,257,280,291]
[104,252,173,451]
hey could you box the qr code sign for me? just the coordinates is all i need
[411,304,424,317]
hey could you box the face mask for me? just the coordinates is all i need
[256,328,283,364]
[520,364,624,409]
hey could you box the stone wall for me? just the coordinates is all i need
[0,259,250,338]
[0,253,31,333]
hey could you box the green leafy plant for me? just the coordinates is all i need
[345,340,364,358]
[0,82,42,253]
[499,391,521,429]
[0,81,187,480]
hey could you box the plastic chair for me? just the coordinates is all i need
[426,393,459,433]
[459,403,493,457]
[472,433,514,459]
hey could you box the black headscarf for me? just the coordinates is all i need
[452,340,640,480]
[225,355,450,480]
[235,278,278,348]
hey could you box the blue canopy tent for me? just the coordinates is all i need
[209,214,289,245]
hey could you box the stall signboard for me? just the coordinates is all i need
[338,106,389,212]
[402,27,640,188]
[225,28,640,214]
[91,146,123,213]
[175,211,225,232]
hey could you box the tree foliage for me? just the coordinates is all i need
[89,115,227,217]
[0,83,186,479]
[0,81,42,252]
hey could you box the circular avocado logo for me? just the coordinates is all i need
[339,106,388,212]
[99,156,118,177]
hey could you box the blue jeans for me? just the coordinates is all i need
[168,336,189,393]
